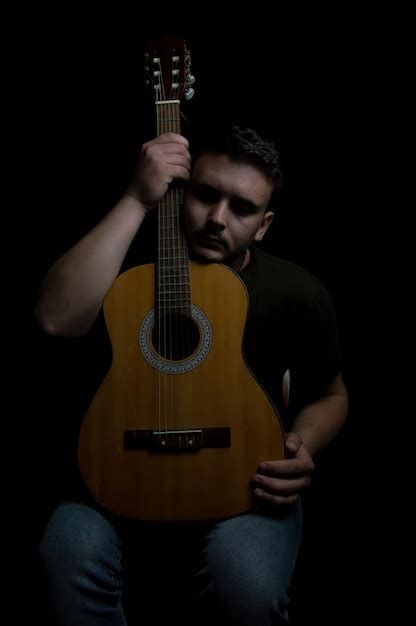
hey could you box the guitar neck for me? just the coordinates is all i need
[157,190,190,313]
[156,99,181,135]
[155,87,190,313]
[145,36,193,315]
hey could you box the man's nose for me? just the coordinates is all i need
[208,201,228,228]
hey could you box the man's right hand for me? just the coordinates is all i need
[126,133,191,212]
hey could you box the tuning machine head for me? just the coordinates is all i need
[185,46,195,98]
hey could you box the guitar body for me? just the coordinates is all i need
[78,261,285,521]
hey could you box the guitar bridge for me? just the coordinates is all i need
[124,428,231,452]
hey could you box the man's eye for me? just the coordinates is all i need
[195,188,218,202]
[233,205,252,215]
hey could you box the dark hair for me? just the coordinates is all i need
[191,125,282,205]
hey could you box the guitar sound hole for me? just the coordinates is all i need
[151,313,200,361]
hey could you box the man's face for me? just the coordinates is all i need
[184,153,274,267]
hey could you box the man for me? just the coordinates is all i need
[35,126,348,625]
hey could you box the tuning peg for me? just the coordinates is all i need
[184,87,195,100]
[186,74,195,85]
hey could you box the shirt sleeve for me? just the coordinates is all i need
[290,279,343,413]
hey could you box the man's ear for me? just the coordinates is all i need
[254,210,274,242]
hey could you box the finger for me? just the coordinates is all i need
[252,474,311,495]
[158,145,191,157]
[166,165,191,181]
[144,145,191,160]
[285,431,302,451]
[165,154,192,168]
[152,133,189,147]
[257,457,314,477]
[252,489,299,507]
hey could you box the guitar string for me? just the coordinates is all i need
[173,97,189,436]
[177,97,192,437]
[164,78,171,440]
[164,72,174,441]
[156,81,161,441]
[164,101,172,439]
[168,97,175,438]
[159,85,179,439]
[172,98,179,437]
[174,96,190,436]
[170,97,176,437]
[157,63,192,443]
[157,61,166,442]
[169,92,187,437]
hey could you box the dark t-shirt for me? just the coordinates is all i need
[239,246,342,430]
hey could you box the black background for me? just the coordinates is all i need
[11,8,395,625]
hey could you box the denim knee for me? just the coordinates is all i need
[39,501,124,589]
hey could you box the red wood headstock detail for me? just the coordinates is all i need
[144,34,195,103]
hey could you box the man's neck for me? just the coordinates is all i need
[229,249,250,273]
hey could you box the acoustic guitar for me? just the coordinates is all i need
[78,35,285,521]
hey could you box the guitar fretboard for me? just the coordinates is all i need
[156,100,191,315]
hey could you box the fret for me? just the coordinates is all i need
[156,100,180,105]
[157,279,191,285]
[158,279,190,285]
[157,267,190,273]
[158,239,187,244]
[157,266,190,272]
[158,289,191,296]
[159,239,186,245]
[157,299,192,305]
[158,256,188,260]
[158,235,187,242]
[157,281,190,287]
[157,286,190,291]
[158,255,188,260]
[159,237,183,244]
[158,264,189,271]
[158,248,187,253]
[156,296,191,301]
[158,270,189,275]
[158,284,190,289]
[157,303,192,310]
[158,247,188,251]
[158,275,190,282]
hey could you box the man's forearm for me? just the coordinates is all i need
[291,373,348,457]
[35,194,147,337]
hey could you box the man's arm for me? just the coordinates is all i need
[291,371,348,456]
[252,372,348,507]
[34,133,190,337]
[34,195,147,337]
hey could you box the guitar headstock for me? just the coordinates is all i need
[144,35,195,104]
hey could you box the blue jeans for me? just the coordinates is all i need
[39,500,302,625]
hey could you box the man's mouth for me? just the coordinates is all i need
[194,234,226,248]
